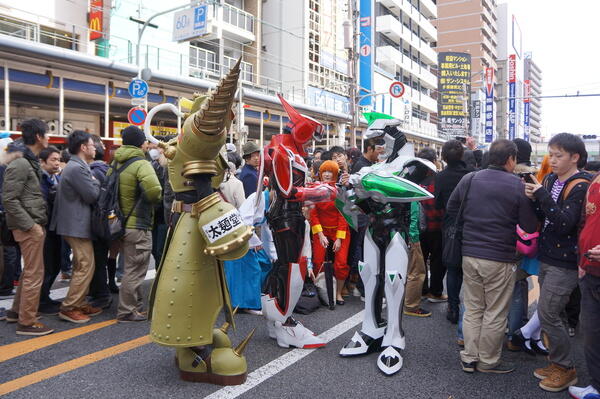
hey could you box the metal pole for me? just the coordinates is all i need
[236,80,243,144]
[259,110,264,149]
[104,82,109,138]
[347,0,357,148]
[4,63,10,131]
[326,124,330,150]
[59,76,64,136]
[135,1,202,77]
[177,98,182,135]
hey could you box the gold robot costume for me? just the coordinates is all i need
[146,59,254,386]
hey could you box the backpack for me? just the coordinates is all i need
[91,157,143,241]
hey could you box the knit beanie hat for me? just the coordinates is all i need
[513,138,532,165]
[122,126,146,147]
[319,160,339,182]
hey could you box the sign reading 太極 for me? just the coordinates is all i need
[437,52,472,137]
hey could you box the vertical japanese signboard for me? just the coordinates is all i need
[89,0,103,41]
[524,79,531,142]
[485,67,494,143]
[438,52,471,137]
[358,0,373,106]
[508,54,516,140]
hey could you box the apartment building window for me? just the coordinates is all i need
[0,15,77,50]
[40,27,78,50]
[189,46,218,73]
[0,15,36,40]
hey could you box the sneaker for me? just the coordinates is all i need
[38,302,61,315]
[457,339,464,347]
[79,305,102,317]
[90,296,113,310]
[5,310,41,323]
[539,366,577,392]
[403,308,432,317]
[461,360,476,373]
[426,293,448,303]
[13,280,19,287]
[117,311,147,323]
[534,363,562,379]
[0,307,6,321]
[59,309,91,324]
[16,322,54,336]
[569,385,599,399]
[352,287,362,297]
[446,306,459,324]
[477,362,516,374]
[568,327,576,337]
[241,309,263,316]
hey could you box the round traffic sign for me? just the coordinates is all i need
[389,81,405,98]
[127,107,147,126]
[128,79,149,98]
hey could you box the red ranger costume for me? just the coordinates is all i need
[309,161,350,281]
[260,95,336,349]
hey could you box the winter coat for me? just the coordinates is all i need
[534,171,591,270]
[40,171,59,223]
[90,160,110,185]
[51,155,100,239]
[2,146,47,231]
[447,168,538,264]
[109,145,161,230]
[239,164,258,198]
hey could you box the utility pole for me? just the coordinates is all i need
[344,0,359,147]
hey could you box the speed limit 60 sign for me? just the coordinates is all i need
[389,81,405,98]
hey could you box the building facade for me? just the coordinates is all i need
[524,55,542,142]
[370,0,442,150]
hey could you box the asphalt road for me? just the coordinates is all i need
[0,272,589,399]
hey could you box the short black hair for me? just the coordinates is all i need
[91,135,104,161]
[67,130,92,155]
[60,149,71,163]
[364,137,384,153]
[20,119,48,145]
[321,150,332,161]
[227,152,242,169]
[313,148,324,155]
[441,140,464,164]
[488,139,517,167]
[585,161,600,172]
[329,146,345,156]
[417,147,437,163]
[39,146,60,162]
[548,133,588,169]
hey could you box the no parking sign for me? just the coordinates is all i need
[389,81,405,98]
[127,107,147,126]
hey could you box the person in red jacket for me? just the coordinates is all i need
[309,160,350,304]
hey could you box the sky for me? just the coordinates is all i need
[506,0,600,139]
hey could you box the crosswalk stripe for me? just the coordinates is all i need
[0,269,156,309]
[0,335,151,396]
[0,320,117,363]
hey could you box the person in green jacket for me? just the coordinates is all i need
[111,126,162,323]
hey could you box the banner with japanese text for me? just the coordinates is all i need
[438,52,471,137]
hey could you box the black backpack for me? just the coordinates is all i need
[91,157,143,241]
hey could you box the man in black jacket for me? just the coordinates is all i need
[524,133,591,392]
[435,140,472,324]
[448,139,537,374]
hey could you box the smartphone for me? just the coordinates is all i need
[519,172,535,184]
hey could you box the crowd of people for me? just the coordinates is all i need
[1,118,600,397]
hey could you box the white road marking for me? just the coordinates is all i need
[0,269,156,309]
[205,310,364,399]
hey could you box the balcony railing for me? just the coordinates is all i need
[221,3,254,33]
[0,14,79,51]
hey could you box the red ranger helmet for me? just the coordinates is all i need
[278,94,324,157]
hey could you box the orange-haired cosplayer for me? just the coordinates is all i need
[309,160,350,303]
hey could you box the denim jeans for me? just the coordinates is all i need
[458,303,464,340]
[507,278,528,338]
[447,264,463,310]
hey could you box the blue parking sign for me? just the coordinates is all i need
[128,79,149,98]
[194,5,207,30]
